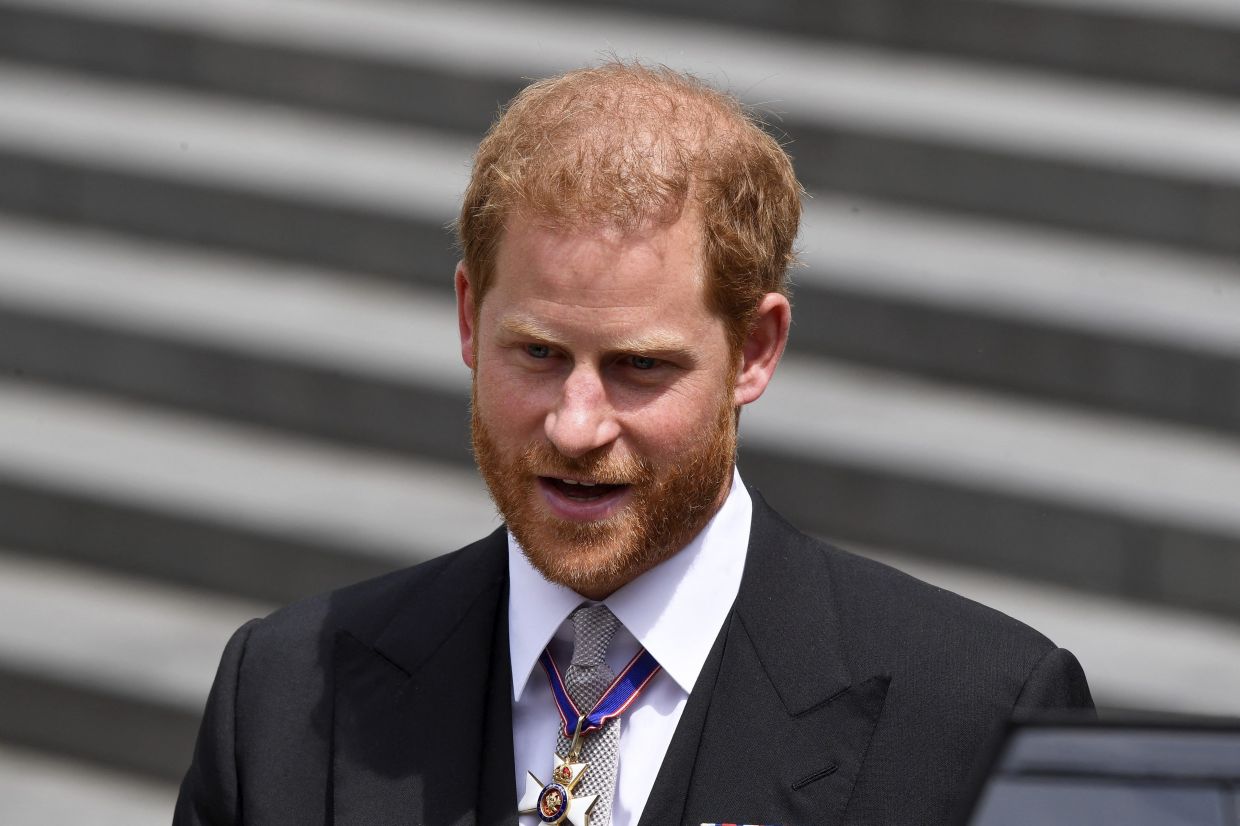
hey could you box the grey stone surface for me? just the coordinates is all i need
[3,347,1239,618]
[0,216,464,385]
[0,551,265,781]
[0,743,177,826]
[0,0,1238,800]
[742,357,1240,618]
[755,358,1240,537]
[6,189,1240,438]
[0,553,264,711]
[0,64,466,216]
[3,3,1240,251]
[798,197,1240,434]
[0,377,495,600]
[0,63,464,280]
[1,199,1239,611]
[0,379,491,555]
[536,0,1240,95]
[7,0,1240,99]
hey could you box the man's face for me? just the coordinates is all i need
[462,211,740,599]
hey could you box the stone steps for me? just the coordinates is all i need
[0,62,461,282]
[746,356,1240,618]
[0,550,266,782]
[539,0,1240,97]
[800,197,1240,435]
[6,0,1240,108]
[0,216,471,462]
[0,742,177,826]
[0,377,494,603]
[1,0,1238,803]
[2,330,1238,617]
[2,1,1239,251]
[5,178,1240,445]
[1,212,1237,616]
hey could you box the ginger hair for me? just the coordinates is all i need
[456,61,803,353]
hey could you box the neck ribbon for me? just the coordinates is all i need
[538,646,661,738]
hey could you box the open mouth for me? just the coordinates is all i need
[536,476,633,521]
[542,477,627,501]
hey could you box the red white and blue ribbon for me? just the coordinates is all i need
[538,646,661,738]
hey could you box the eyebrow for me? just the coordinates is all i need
[498,316,694,356]
[499,316,559,342]
[610,331,693,356]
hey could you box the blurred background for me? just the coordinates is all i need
[0,0,1239,821]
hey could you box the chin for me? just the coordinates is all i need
[512,511,669,598]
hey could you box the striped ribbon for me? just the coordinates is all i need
[538,646,661,738]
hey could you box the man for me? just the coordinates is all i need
[175,63,1092,826]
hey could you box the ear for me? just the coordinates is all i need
[733,292,790,407]
[455,261,477,370]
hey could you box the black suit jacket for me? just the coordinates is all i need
[174,492,1092,826]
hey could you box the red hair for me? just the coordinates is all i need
[457,61,803,353]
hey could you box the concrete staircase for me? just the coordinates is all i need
[1,0,1238,817]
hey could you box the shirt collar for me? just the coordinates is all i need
[509,467,752,700]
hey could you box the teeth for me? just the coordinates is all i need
[560,479,597,487]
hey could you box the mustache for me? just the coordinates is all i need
[520,442,653,484]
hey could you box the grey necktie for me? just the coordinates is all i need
[555,603,622,826]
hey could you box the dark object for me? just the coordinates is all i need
[959,717,1240,825]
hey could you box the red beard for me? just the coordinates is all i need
[471,381,737,597]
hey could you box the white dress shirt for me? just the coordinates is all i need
[509,468,752,826]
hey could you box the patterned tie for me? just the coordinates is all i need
[555,603,622,826]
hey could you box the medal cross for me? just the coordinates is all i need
[518,752,598,826]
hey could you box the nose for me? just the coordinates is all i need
[544,365,620,458]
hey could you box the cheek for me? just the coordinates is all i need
[475,361,550,432]
[625,386,728,454]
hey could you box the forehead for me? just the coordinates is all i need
[484,212,712,323]
[477,213,733,358]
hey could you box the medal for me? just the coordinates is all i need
[518,714,597,825]
[518,647,661,825]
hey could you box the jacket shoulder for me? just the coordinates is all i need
[239,527,507,677]
[751,507,1094,822]
[753,496,1062,694]
[819,539,1056,657]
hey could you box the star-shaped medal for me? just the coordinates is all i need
[517,752,598,826]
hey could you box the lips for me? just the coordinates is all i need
[537,476,631,521]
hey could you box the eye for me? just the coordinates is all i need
[628,355,660,370]
[525,343,551,359]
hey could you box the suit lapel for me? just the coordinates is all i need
[636,608,732,826]
[332,530,518,826]
[477,602,521,826]
[640,492,890,826]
